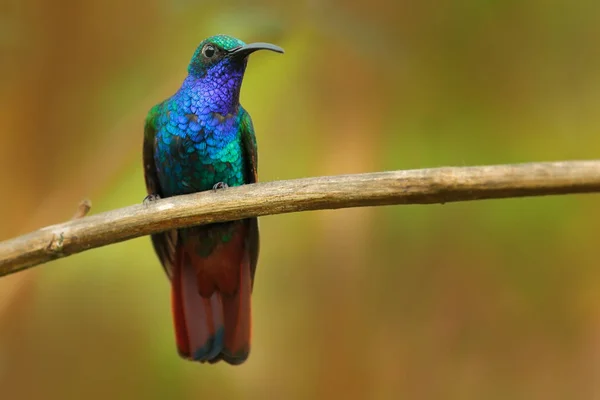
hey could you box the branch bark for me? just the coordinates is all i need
[1,160,599,277]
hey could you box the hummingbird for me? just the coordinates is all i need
[142,35,283,365]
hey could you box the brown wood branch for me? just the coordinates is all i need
[1,160,599,277]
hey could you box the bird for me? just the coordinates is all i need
[142,34,283,365]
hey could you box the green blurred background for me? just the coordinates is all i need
[1,0,599,399]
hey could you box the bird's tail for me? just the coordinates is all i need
[170,224,252,365]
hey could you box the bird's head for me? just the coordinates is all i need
[188,34,283,82]
[185,35,283,113]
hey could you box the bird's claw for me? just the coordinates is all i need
[212,182,229,191]
[143,194,161,205]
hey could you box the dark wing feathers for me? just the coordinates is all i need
[143,103,178,278]
[240,108,258,184]
[239,108,260,286]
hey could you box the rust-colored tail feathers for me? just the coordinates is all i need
[171,224,253,365]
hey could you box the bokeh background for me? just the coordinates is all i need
[1,0,600,399]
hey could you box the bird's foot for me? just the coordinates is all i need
[143,194,161,206]
[212,182,229,191]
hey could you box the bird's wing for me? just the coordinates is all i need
[239,107,260,285]
[143,104,163,196]
[143,103,178,278]
[240,107,258,184]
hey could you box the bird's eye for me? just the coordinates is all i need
[202,44,216,58]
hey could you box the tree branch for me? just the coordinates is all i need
[1,160,599,277]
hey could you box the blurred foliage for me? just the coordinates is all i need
[1,0,600,399]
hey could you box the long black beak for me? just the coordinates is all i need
[228,42,284,59]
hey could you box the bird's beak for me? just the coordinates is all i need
[228,42,285,60]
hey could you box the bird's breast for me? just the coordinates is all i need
[154,111,245,196]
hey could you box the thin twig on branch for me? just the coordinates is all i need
[71,199,92,220]
[1,160,599,277]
